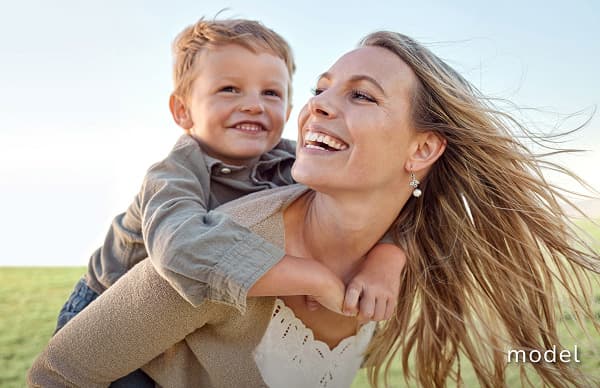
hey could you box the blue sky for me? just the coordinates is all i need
[1,0,598,265]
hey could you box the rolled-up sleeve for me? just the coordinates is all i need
[140,142,285,313]
[85,198,147,294]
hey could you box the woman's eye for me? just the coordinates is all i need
[219,86,238,93]
[311,88,324,96]
[351,89,377,103]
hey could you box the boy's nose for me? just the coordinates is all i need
[240,94,264,114]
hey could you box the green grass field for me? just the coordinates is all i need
[2,229,600,387]
[0,267,86,387]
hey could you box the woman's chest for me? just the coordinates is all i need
[279,295,361,349]
[253,297,375,388]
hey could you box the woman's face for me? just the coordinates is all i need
[292,46,420,193]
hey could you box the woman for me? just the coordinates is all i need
[28,31,599,387]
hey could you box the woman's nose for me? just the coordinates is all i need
[308,92,336,118]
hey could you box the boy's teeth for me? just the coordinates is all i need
[304,131,348,151]
[235,123,262,131]
[305,144,327,151]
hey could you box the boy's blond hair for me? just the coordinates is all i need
[172,18,296,102]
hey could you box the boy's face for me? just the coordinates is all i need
[172,44,291,166]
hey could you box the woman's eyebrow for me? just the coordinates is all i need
[317,72,386,96]
[317,72,332,82]
[348,75,386,96]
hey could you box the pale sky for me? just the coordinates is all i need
[1,0,598,265]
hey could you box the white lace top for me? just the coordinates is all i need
[253,298,376,388]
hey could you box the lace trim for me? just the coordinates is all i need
[254,298,375,388]
[272,298,373,355]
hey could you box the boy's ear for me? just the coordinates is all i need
[169,94,193,130]
[285,104,293,122]
[405,131,446,173]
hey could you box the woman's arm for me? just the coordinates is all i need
[27,259,225,387]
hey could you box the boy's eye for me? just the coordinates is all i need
[219,86,238,93]
[263,89,282,98]
[351,89,377,103]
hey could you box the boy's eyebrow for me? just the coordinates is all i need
[318,72,386,95]
[217,75,287,86]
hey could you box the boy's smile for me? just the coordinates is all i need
[172,43,291,166]
[230,121,266,133]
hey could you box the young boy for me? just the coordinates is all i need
[55,18,405,385]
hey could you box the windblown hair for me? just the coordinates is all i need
[360,31,600,387]
[171,18,295,101]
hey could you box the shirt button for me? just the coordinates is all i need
[220,167,232,174]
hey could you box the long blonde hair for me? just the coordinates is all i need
[360,31,600,387]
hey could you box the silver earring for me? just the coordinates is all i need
[409,171,422,197]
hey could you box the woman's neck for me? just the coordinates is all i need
[284,188,408,280]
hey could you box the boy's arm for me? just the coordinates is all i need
[140,137,290,313]
[55,193,148,334]
[55,136,294,333]
[85,197,146,294]
[343,243,406,322]
[248,255,346,314]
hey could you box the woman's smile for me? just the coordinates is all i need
[302,128,349,152]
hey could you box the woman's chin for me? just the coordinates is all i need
[291,174,349,198]
[291,164,329,188]
[291,173,315,189]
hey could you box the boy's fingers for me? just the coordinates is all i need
[385,300,396,320]
[373,298,387,321]
[305,295,320,311]
[358,293,375,323]
[383,300,393,320]
[343,286,361,316]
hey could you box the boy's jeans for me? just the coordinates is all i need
[55,278,154,387]
[55,278,99,334]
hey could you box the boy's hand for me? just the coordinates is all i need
[307,273,345,315]
[343,243,406,323]
[305,295,321,311]
[248,253,346,314]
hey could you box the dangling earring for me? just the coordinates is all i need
[409,171,422,197]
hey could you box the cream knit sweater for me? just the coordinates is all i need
[28,185,312,388]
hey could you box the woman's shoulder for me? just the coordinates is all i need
[215,184,310,229]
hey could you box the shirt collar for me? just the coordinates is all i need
[202,152,255,174]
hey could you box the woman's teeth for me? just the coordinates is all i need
[304,131,348,151]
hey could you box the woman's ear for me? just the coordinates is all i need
[405,132,446,172]
[169,94,193,130]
